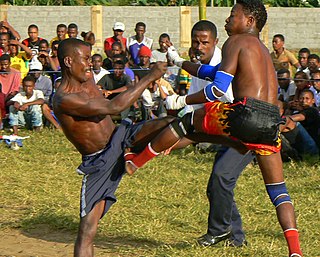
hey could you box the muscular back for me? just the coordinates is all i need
[221,34,278,105]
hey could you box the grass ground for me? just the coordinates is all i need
[0,129,319,256]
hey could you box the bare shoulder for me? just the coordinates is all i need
[53,90,89,114]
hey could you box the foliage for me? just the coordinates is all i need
[0,129,319,256]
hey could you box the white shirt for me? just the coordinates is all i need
[279,81,296,102]
[11,89,44,105]
[184,47,234,113]
[93,68,110,84]
[310,86,320,108]
[142,86,170,108]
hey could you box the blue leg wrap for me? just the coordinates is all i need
[266,182,292,208]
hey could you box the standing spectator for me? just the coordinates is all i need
[104,22,127,58]
[127,22,153,66]
[0,32,11,56]
[270,34,300,76]
[22,24,43,57]
[0,54,21,101]
[0,20,20,40]
[277,68,296,103]
[49,24,68,47]
[296,47,310,78]
[309,70,320,108]
[8,75,44,135]
[28,59,52,105]
[103,41,124,70]
[307,53,320,75]
[67,23,79,38]
[92,53,109,84]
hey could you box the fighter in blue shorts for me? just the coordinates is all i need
[53,38,175,257]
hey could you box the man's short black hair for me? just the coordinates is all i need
[237,0,267,32]
[298,48,310,55]
[113,59,125,67]
[277,68,290,76]
[39,39,49,47]
[135,22,146,29]
[57,23,67,29]
[0,54,10,62]
[0,32,10,39]
[273,34,285,42]
[159,33,170,41]
[192,20,217,39]
[68,23,78,30]
[92,53,102,60]
[308,54,320,62]
[28,24,39,31]
[23,75,36,84]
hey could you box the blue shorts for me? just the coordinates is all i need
[76,119,144,218]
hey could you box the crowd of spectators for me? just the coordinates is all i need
[0,20,319,160]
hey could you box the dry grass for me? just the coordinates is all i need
[0,128,319,256]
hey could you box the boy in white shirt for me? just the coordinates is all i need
[9,75,44,135]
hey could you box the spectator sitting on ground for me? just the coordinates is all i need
[104,22,127,59]
[270,34,300,76]
[127,21,153,66]
[92,53,109,84]
[28,58,52,105]
[296,47,311,78]
[46,40,61,83]
[277,68,296,103]
[67,23,79,39]
[132,45,152,82]
[49,24,68,47]
[111,53,135,82]
[0,54,21,104]
[41,76,61,130]
[8,75,44,135]
[22,24,44,57]
[309,70,320,109]
[289,89,320,153]
[307,53,320,75]
[0,20,20,40]
[37,39,59,76]
[141,77,175,120]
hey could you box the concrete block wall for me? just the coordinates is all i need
[3,5,320,53]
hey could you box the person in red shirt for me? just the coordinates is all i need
[104,22,127,58]
[21,24,44,56]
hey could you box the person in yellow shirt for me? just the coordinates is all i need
[9,39,32,79]
[49,24,69,47]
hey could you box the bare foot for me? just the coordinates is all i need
[124,151,138,175]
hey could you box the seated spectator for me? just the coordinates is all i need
[104,22,127,58]
[277,68,296,103]
[132,46,152,81]
[141,77,175,119]
[28,59,52,105]
[67,23,79,38]
[307,53,320,75]
[97,59,132,119]
[127,22,153,66]
[270,34,300,76]
[0,20,20,40]
[92,53,109,84]
[9,41,30,79]
[309,70,320,109]
[296,48,311,78]
[49,24,68,47]
[289,89,320,152]
[112,53,135,82]
[41,76,61,130]
[0,32,11,56]
[8,75,44,135]
[22,24,44,57]
[0,54,21,103]
[287,71,310,114]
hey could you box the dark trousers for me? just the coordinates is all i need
[206,147,254,243]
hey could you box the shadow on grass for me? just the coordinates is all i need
[19,211,166,252]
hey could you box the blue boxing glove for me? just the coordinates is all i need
[197,63,221,81]
[204,71,234,101]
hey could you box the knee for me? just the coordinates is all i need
[77,219,99,243]
[266,182,292,208]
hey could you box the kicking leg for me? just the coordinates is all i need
[256,153,302,257]
[74,200,106,257]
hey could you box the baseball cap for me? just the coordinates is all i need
[139,46,152,58]
[113,22,125,32]
[29,60,43,71]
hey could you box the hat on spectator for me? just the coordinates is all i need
[29,59,43,71]
[113,22,125,32]
[139,46,152,58]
